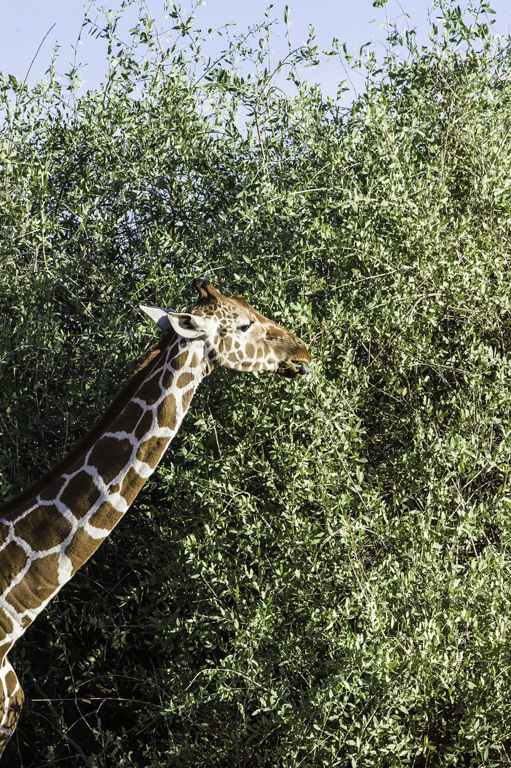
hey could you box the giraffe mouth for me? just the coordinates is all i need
[277,359,310,379]
[276,339,311,378]
[265,332,311,379]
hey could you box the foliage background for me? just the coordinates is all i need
[1,0,511,765]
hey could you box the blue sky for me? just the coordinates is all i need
[1,1,511,99]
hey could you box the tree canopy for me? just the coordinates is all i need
[2,1,511,765]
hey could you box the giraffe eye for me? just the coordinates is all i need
[239,322,252,332]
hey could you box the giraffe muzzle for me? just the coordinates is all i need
[277,359,310,378]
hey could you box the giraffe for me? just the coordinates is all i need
[0,277,311,755]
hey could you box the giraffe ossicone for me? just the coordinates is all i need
[0,278,311,756]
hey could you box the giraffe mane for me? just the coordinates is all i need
[0,334,176,514]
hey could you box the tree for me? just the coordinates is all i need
[1,1,511,764]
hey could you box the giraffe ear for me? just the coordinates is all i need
[140,306,207,339]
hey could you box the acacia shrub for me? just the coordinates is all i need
[2,1,511,766]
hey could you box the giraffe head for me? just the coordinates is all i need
[141,278,311,378]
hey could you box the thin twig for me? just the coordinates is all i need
[26,673,92,767]
[23,24,57,86]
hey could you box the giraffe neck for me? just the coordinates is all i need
[0,332,208,656]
